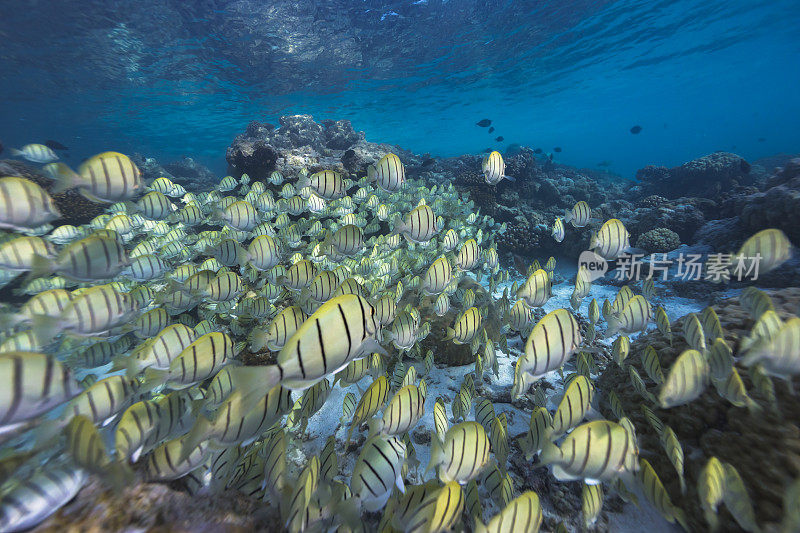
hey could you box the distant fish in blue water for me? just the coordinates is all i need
[0,141,3,156]
[483,148,492,153]
[488,127,495,134]
[495,136,504,142]
[630,125,642,134]
[758,137,765,142]
[554,147,562,153]
[534,148,543,154]
[597,161,612,167]
[476,119,492,127]
[504,144,523,157]
[45,140,69,151]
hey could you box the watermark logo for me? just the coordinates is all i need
[578,250,609,282]
[576,251,763,282]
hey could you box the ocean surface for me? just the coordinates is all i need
[1,0,799,176]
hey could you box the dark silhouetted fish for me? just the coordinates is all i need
[495,136,504,142]
[758,137,765,142]
[597,161,612,167]
[488,127,495,134]
[554,147,562,153]
[476,119,492,127]
[45,140,69,151]
[422,158,436,167]
[483,148,492,153]
[534,148,543,154]
[630,125,642,134]
[0,141,3,156]
[504,144,523,157]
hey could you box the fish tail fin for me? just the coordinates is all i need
[0,312,24,333]
[235,243,250,268]
[10,148,23,156]
[227,365,281,414]
[110,354,141,378]
[143,367,169,387]
[538,438,562,467]
[502,174,515,182]
[45,162,81,194]
[296,176,311,190]
[474,518,488,533]
[178,415,212,464]
[390,214,406,237]
[31,314,61,345]
[100,461,135,491]
[29,418,67,450]
[248,327,270,352]
[563,209,573,223]
[366,418,382,439]
[26,253,55,283]
[123,201,140,215]
[443,327,455,341]
[424,434,443,476]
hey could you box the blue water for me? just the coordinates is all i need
[1,0,798,177]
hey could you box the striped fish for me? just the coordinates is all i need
[606,294,651,337]
[551,374,594,437]
[481,151,513,184]
[114,390,197,461]
[630,366,656,403]
[372,153,406,192]
[392,205,441,244]
[220,200,259,231]
[321,224,364,256]
[63,374,141,426]
[591,218,631,260]
[638,459,688,530]
[455,238,481,271]
[39,284,138,339]
[734,228,792,276]
[116,323,197,376]
[134,190,175,220]
[740,309,782,353]
[144,435,210,481]
[520,406,553,460]
[475,491,541,533]
[581,483,603,529]
[250,306,307,353]
[426,421,490,483]
[489,415,509,466]
[642,345,664,384]
[347,375,391,443]
[660,425,686,494]
[403,481,463,533]
[517,268,551,308]
[281,259,317,290]
[564,200,591,228]
[262,428,287,497]
[444,306,482,345]
[540,420,638,483]
[350,435,406,512]
[721,462,759,532]
[0,352,81,431]
[707,337,734,381]
[144,331,233,388]
[123,254,168,281]
[659,349,709,408]
[508,299,532,332]
[742,317,800,378]
[243,235,282,271]
[298,170,347,199]
[655,305,672,345]
[421,255,452,295]
[612,336,630,367]
[179,385,291,461]
[682,313,706,351]
[0,236,55,273]
[551,217,565,242]
[11,143,58,163]
[698,456,726,531]
[30,234,129,282]
[514,309,582,398]
[441,228,459,251]
[0,464,86,532]
[47,151,143,203]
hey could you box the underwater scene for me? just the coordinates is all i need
[1,0,800,532]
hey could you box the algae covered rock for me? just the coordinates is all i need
[635,227,681,253]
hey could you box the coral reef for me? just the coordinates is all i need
[634,151,753,199]
[225,115,418,180]
[596,288,800,533]
[635,228,681,254]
